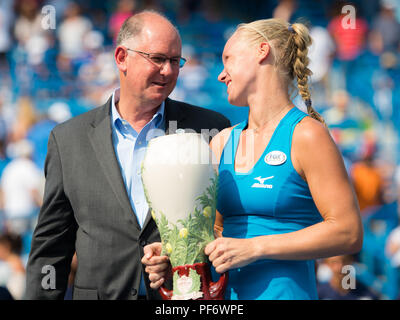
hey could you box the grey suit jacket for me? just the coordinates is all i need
[25,97,230,300]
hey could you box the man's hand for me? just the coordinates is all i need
[141,242,171,289]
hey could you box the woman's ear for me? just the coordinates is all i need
[115,46,128,74]
[258,42,270,63]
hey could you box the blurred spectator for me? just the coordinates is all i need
[0,138,10,179]
[13,0,54,67]
[327,2,369,91]
[0,232,25,300]
[372,0,400,53]
[308,25,335,84]
[317,255,379,300]
[108,0,136,44]
[272,0,297,21]
[26,102,72,170]
[0,135,10,233]
[13,0,44,49]
[368,27,385,56]
[9,96,37,143]
[0,98,10,181]
[386,169,400,270]
[13,0,52,68]
[372,55,395,122]
[328,3,369,62]
[176,0,202,23]
[0,140,43,236]
[323,90,358,126]
[44,0,71,21]
[386,225,400,268]
[180,49,208,89]
[57,2,93,61]
[351,134,385,214]
[360,178,399,299]
[323,90,366,162]
[78,49,118,105]
[172,48,210,106]
[0,0,14,75]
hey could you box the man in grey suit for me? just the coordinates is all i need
[25,11,230,300]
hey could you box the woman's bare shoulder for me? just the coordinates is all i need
[293,116,331,145]
[292,115,346,178]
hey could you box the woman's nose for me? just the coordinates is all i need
[218,69,226,82]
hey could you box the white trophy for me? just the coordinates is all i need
[141,132,228,300]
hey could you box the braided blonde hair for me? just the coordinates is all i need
[236,19,325,124]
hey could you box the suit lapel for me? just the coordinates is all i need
[88,100,141,232]
[164,98,187,134]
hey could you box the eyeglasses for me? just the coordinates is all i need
[126,48,187,68]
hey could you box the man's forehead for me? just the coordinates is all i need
[136,26,181,49]
[141,18,180,39]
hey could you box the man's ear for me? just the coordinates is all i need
[258,42,270,63]
[115,46,128,74]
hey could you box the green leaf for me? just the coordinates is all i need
[151,174,218,267]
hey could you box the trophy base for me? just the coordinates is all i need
[159,262,228,300]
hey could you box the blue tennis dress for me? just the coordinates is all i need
[217,107,323,300]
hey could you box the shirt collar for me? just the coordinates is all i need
[111,88,165,132]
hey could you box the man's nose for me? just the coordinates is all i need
[160,60,175,76]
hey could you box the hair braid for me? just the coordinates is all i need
[291,23,325,125]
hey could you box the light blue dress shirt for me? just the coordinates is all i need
[110,88,165,295]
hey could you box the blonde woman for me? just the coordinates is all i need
[143,19,363,300]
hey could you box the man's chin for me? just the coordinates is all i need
[150,90,172,103]
[145,94,169,108]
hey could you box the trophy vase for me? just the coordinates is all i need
[141,132,228,300]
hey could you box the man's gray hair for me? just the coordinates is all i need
[116,10,180,47]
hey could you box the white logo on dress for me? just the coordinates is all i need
[265,151,287,166]
[251,176,274,189]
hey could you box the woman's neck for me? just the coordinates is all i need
[247,71,292,130]
[247,95,292,131]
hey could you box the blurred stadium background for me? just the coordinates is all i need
[0,0,400,300]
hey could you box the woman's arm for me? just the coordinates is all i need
[206,117,363,273]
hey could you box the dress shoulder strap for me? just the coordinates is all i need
[218,121,247,170]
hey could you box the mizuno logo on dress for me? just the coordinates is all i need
[251,176,274,189]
